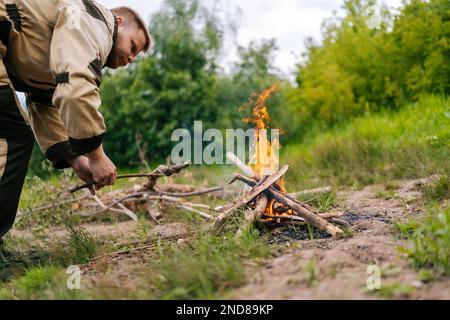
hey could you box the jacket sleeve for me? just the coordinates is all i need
[49,5,109,155]
[26,97,79,169]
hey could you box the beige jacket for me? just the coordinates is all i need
[0,0,117,168]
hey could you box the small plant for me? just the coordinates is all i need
[0,265,87,300]
[297,191,338,213]
[304,259,318,287]
[149,230,270,299]
[48,225,101,266]
[396,206,450,275]
[17,169,81,232]
[375,190,397,200]
[376,282,415,299]
[421,175,450,203]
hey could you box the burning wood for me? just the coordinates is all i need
[215,86,345,237]
[214,166,344,237]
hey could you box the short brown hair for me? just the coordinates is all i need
[111,6,153,52]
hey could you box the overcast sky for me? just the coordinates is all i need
[99,0,403,79]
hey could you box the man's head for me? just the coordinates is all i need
[106,7,152,69]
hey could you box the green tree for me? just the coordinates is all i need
[101,0,225,167]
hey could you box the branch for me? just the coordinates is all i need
[91,195,138,221]
[69,162,191,193]
[212,165,289,231]
[236,193,268,237]
[289,186,332,198]
[230,174,344,237]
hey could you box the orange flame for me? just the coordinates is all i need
[243,85,291,218]
[243,85,280,179]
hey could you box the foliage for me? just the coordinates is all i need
[397,205,450,275]
[285,0,450,141]
[100,0,285,166]
[283,95,450,188]
[150,230,270,299]
[102,0,225,166]
[47,225,100,266]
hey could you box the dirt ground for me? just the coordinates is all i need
[229,178,450,300]
[9,177,449,299]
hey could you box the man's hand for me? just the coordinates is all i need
[86,144,117,190]
[67,155,96,195]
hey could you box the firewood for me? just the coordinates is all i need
[230,174,344,237]
[212,165,289,231]
[153,186,224,198]
[157,184,197,193]
[237,194,268,237]
[146,201,163,221]
[289,186,332,197]
[328,217,350,227]
[257,218,306,227]
[142,162,191,191]
[91,194,138,221]
[318,211,344,219]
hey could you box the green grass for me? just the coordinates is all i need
[375,282,416,299]
[421,175,450,203]
[149,229,271,299]
[295,191,338,213]
[0,265,87,300]
[397,205,450,274]
[304,259,318,287]
[282,95,450,189]
[47,225,101,266]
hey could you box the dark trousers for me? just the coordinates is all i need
[0,85,34,239]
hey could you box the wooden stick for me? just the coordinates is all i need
[289,186,332,197]
[237,194,268,236]
[142,162,191,191]
[257,218,306,227]
[178,205,215,221]
[69,162,190,193]
[16,195,91,217]
[231,174,344,237]
[212,165,289,231]
[261,214,306,223]
[88,232,195,262]
[226,151,255,177]
[91,195,138,221]
[154,186,224,198]
[91,186,222,215]
[88,244,158,262]
[328,217,350,227]
[318,211,344,219]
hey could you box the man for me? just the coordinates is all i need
[0,0,152,242]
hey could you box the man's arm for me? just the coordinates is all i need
[48,5,116,186]
[27,98,100,193]
[27,96,77,169]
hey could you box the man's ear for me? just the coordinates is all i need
[117,15,124,26]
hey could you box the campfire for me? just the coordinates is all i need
[214,85,346,237]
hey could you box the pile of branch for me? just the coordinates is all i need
[21,162,223,222]
[212,165,345,237]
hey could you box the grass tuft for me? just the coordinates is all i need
[149,230,271,299]
[396,206,450,274]
[47,226,101,266]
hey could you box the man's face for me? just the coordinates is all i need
[106,17,146,69]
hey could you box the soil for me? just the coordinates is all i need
[7,176,450,299]
[229,178,450,300]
